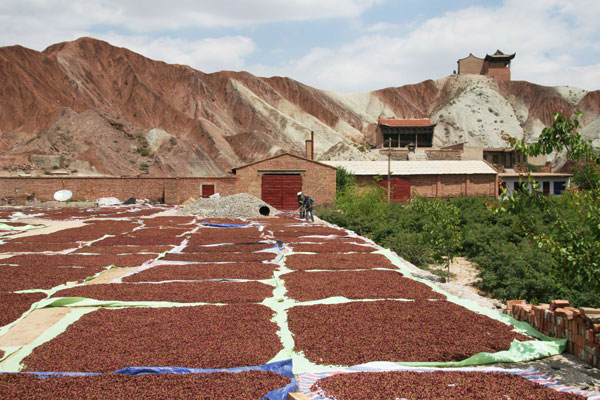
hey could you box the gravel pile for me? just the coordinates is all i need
[178,193,276,218]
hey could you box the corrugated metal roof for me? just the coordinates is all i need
[322,160,497,175]
[499,172,572,177]
[378,119,433,127]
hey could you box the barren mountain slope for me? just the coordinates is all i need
[0,37,598,176]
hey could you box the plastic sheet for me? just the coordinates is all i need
[0,360,296,400]
[200,222,248,228]
[116,359,296,400]
[40,297,225,309]
[0,222,46,232]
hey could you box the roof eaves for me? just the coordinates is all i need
[232,152,337,174]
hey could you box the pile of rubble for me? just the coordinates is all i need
[177,193,277,218]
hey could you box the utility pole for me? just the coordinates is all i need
[387,138,392,203]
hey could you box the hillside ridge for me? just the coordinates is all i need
[0,37,598,176]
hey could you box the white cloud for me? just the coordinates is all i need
[249,0,600,92]
[0,0,598,91]
[96,34,256,71]
[104,0,383,31]
[0,0,382,49]
[0,1,112,49]
[367,22,401,32]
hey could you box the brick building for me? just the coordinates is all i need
[0,153,337,210]
[232,153,336,210]
[499,172,572,196]
[323,160,498,201]
[457,50,515,81]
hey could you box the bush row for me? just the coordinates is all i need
[317,187,598,307]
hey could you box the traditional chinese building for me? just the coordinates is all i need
[376,119,435,149]
[457,50,515,81]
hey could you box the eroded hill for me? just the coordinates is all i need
[0,37,598,176]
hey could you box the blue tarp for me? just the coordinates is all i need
[117,359,296,400]
[1,359,296,400]
[200,222,248,228]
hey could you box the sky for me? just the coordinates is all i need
[1,0,599,92]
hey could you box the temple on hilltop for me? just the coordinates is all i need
[457,50,515,81]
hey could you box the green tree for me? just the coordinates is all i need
[411,196,462,281]
[500,112,600,296]
[335,167,355,198]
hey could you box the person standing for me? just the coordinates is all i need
[297,191,305,218]
[303,194,315,223]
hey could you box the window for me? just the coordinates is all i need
[416,133,433,147]
[383,133,398,148]
[201,184,215,198]
[513,181,522,192]
[542,181,550,195]
[399,133,415,148]
[554,181,566,195]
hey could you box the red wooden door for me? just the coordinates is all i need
[380,177,411,202]
[261,174,302,210]
[201,184,215,198]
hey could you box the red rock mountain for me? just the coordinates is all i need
[0,37,598,176]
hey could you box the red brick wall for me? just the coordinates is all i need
[458,56,484,75]
[468,174,497,197]
[411,175,437,197]
[234,154,336,207]
[482,61,511,81]
[0,155,337,206]
[357,174,496,199]
[0,177,238,204]
[485,66,511,81]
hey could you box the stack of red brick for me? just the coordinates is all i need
[504,299,600,368]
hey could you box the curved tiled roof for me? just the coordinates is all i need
[378,119,434,127]
[485,50,515,61]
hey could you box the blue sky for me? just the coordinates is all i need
[1,0,599,92]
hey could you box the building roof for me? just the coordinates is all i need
[378,119,434,127]
[322,160,497,176]
[483,147,516,152]
[457,53,484,62]
[499,172,572,178]
[231,152,337,173]
[485,50,515,61]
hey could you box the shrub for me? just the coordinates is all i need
[318,186,597,307]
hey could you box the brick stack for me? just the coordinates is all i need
[504,299,600,368]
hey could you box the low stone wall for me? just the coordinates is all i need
[378,149,409,160]
[29,155,61,169]
[505,299,600,368]
[424,150,462,160]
